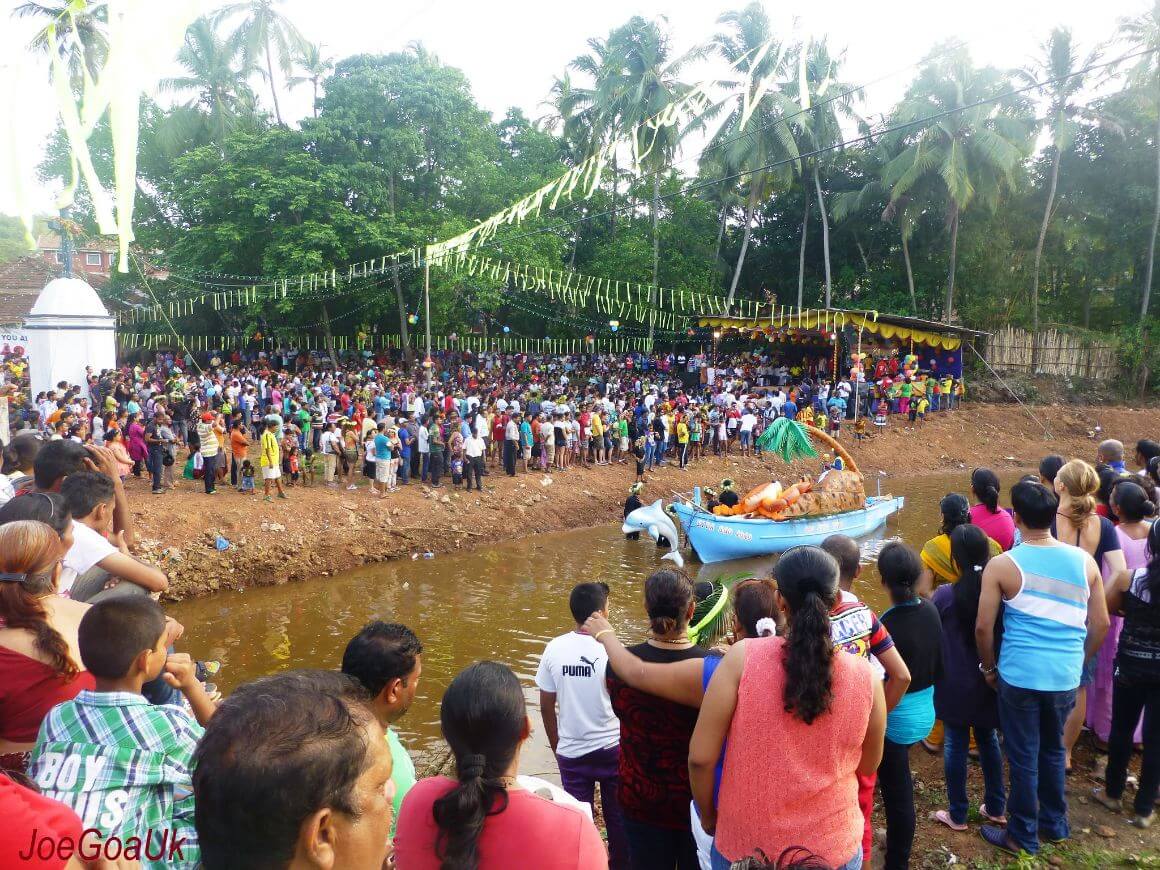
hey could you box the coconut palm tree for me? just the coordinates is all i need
[883,46,1034,322]
[565,36,624,238]
[595,16,697,340]
[161,18,258,142]
[707,3,799,315]
[832,140,931,314]
[213,0,306,126]
[1021,28,1115,366]
[1118,2,1160,326]
[542,72,599,268]
[788,38,861,308]
[14,1,107,83]
[288,42,334,119]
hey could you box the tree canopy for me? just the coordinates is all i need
[14,1,1160,372]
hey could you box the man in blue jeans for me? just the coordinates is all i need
[976,480,1108,856]
[536,581,629,869]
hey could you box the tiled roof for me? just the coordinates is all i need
[0,256,110,325]
[0,255,57,292]
[37,233,117,253]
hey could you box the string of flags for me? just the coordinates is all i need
[429,250,760,328]
[116,332,658,354]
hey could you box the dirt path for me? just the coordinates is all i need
[899,739,1160,868]
[134,402,1159,601]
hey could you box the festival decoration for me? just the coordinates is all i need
[849,352,865,381]
[23,1,207,270]
[609,320,619,332]
[425,34,788,263]
[622,500,684,568]
[429,251,726,327]
[407,313,419,325]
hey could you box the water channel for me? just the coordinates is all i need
[168,470,1011,779]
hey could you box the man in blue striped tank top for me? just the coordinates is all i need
[976,481,1108,857]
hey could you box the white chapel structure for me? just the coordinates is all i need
[24,277,116,398]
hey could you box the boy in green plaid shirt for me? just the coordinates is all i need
[29,597,215,869]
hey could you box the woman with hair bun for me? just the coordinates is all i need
[0,520,93,776]
[584,579,779,870]
[689,547,886,870]
[918,493,1002,596]
[606,568,708,868]
[1087,479,1155,749]
[969,468,1015,551]
[394,660,606,869]
[1053,459,1127,771]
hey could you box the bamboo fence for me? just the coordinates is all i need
[985,326,1120,380]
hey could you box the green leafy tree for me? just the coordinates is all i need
[883,46,1034,321]
[707,4,799,314]
[595,16,696,340]
[288,42,334,118]
[789,38,861,307]
[160,18,260,143]
[1118,1,1160,324]
[1020,27,1114,360]
[14,1,107,84]
[213,0,306,126]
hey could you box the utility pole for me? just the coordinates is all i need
[424,258,432,388]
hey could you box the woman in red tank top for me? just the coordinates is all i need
[0,520,94,778]
[690,547,887,870]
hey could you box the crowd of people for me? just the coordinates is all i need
[0,343,964,507]
[2,339,1158,870]
[2,434,1159,869]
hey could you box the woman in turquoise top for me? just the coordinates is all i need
[877,542,943,870]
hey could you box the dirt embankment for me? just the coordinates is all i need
[132,403,1159,601]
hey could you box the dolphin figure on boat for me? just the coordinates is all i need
[622,500,684,568]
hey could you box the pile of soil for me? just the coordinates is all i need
[127,403,1159,602]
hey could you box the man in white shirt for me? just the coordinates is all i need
[739,407,758,456]
[463,430,485,491]
[536,582,627,869]
[318,422,341,486]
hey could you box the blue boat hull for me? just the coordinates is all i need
[671,496,905,563]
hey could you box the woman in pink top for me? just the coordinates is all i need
[394,661,607,870]
[969,468,1016,552]
[690,547,887,870]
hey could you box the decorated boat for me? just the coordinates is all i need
[671,495,904,563]
[668,418,904,564]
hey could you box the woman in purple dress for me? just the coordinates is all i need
[125,412,148,477]
[1088,480,1155,749]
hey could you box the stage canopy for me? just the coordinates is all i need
[697,308,987,351]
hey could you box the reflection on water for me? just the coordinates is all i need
[169,471,990,778]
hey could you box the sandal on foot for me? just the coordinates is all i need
[980,825,1020,856]
[979,803,1007,825]
[930,810,967,831]
[1092,787,1122,812]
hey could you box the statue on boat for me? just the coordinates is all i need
[670,418,904,563]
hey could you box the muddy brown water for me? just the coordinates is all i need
[169,471,1017,780]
